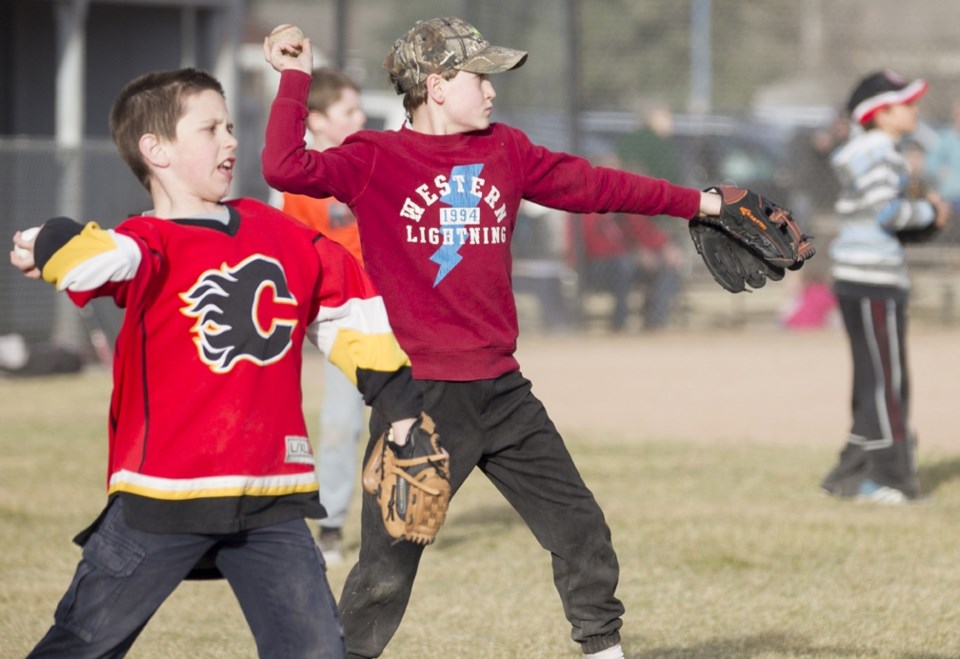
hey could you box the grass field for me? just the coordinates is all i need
[3,337,960,658]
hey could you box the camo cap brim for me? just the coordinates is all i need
[385,16,527,94]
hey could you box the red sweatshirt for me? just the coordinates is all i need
[264,70,700,380]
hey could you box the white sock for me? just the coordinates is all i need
[584,644,624,659]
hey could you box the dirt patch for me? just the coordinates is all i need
[515,326,960,454]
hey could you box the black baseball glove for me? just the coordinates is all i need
[690,186,815,293]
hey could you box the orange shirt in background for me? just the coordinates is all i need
[282,192,364,266]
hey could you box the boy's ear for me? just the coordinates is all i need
[306,110,326,134]
[139,133,169,168]
[425,73,446,104]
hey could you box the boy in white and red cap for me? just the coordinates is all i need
[821,70,951,503]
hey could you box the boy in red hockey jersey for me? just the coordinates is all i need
[10,67,427,659]
[263,17,723,659]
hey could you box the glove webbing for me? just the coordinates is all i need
[386,453,447,496]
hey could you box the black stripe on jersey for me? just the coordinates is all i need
[116,491,325,535]
[71,493,326,559]
[33,216,83,271]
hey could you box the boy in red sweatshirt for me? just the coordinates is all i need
[263,17,722,659]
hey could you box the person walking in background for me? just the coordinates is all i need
[280,67,368,565]
[263,16,725,659]
[821,70,951,504]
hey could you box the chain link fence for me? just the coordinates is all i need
[0,139,148,352]
[250,0,960,332]
[4,0,960,354]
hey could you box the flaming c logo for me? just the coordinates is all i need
[180,255,299,373]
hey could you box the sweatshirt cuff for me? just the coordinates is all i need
[672,186,702,220]
[278,69,312,103]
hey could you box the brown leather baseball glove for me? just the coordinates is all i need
[361,413,450,545]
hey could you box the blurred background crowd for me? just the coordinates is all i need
[3,0,960,368]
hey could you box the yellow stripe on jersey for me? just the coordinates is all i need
[42,222,141,291]
[313,296,395,335]
[309,296,411,383]
[108,469,319,500]
[327,329,412,386]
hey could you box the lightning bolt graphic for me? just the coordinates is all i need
[430,163,483,286]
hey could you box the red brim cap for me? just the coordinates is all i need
[852,78,928,125]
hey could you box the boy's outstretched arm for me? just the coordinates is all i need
[261,63,371,202]
[8,218,145,305]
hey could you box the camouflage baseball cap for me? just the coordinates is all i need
[384,17,528,94]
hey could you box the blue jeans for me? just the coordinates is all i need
[317,360,367,529]
[29,498,344,658]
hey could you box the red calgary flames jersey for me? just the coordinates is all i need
[37,198,418,533]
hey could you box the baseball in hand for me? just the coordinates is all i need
[269,24,305,56]
[14,226,39,261]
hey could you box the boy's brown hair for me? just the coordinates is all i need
[308,68,360,115]
[398,69,458,118]
[109,68,225,190]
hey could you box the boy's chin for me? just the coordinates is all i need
[213,183,232,201]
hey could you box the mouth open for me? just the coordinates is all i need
[219,158,235,178]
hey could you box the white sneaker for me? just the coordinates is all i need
[856,479,908,505]
[584,644,624,659]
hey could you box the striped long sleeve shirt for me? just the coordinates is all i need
[829,129,937,289]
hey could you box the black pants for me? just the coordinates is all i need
[340,371,623,657]
[825,289,917,496]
